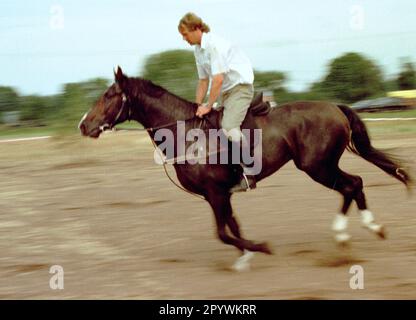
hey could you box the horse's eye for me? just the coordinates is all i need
[104,92,114,99]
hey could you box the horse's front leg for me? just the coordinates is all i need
[224,203,266,271]
[206,191,272,270]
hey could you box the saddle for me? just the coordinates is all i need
[203,92,271,130]
[249,91,272,116]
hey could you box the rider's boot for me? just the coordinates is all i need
[227,139,257,193]
[229,165,257,193]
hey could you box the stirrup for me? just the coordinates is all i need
[242,173,252,190]
[229,173,256,193]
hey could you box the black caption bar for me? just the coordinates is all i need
[1,300,413,318]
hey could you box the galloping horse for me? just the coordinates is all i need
[79,67,411,270]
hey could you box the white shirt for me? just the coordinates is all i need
[194,32,254,92]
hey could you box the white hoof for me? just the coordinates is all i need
[360,210,386,239]
[363,223,381,232]
[363,223,386,239]
[332,214,351,245]
[332,214,348,233]
[232,250,255,272]
[334,232,351,244]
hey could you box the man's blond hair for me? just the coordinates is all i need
[178,12,210,33]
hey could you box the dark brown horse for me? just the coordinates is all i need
[79,67,411,270]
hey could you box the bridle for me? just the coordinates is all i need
[99,92,131,132]
[96,90,209,200]
[100,90,204,134]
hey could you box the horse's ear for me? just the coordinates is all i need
[114,66,127,88]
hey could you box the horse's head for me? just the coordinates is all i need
[79,66,131,138]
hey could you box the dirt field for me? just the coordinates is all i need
[0,131,415,299]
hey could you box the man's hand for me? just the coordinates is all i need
[196,103,212,118]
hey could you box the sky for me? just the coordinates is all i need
[1,0,416,96]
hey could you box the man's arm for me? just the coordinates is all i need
[207,73,223,108]
[195,78,209,105]
[195,74,223,118]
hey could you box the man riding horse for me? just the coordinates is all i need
[178,12,258,193]
[79,14,411,271]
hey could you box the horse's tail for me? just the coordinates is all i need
[337,104,413,189]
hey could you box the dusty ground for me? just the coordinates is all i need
[0,131,415,299]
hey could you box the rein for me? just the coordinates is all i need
[106,92,202,132]
[106,94,206,200]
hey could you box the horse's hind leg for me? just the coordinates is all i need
[336,171,386,239]
[301,164,350,243]
[354,186,386,239]
[305,165,385,243]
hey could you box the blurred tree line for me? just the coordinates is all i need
[142,51,416,104]
[1,51,415,134]
[0,79,109,134]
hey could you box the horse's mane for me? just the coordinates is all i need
[127,77,197,109]
[123,77,271,119]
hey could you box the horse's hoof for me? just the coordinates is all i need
[232,250,254,272]
[376,225,387,239]
[232,256,252,272]
[362,223,387,240]
[257,242,273,255]
[231,261,250,272]
[336,239,351,249]
[334,233,351,246]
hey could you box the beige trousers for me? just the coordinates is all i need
[220,84,254,141]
